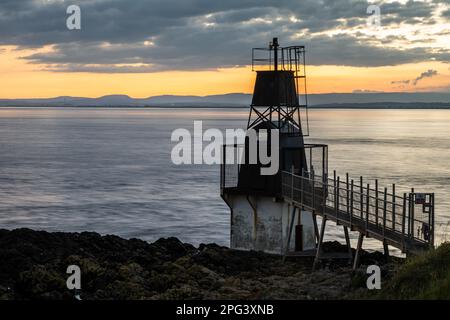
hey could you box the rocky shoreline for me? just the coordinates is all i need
[0,228,400,300]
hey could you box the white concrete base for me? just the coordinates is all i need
[223,194,316,255]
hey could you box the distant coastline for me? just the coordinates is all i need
[2,92,450,109]
[309,102,450,109]
[1,102,450,109]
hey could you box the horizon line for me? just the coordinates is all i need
[2,90,450,101]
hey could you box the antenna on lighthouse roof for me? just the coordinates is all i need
[270,37,279,71]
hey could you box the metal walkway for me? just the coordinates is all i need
[280,170,435,269]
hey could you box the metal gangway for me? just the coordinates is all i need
[281,170,435,269]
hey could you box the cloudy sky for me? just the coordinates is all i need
[1,0,449,98]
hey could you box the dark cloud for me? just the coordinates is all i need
[391,80,410,85]
[413,69,438,85]
[391,69,439,87]
[442,8,450,18]
[0,0,447,72]
[304,34,449,67]
[383,0,434,18]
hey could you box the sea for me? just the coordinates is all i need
[1,107,449,252]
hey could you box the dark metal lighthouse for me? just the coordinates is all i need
[221,38,328,254]
[221,38,435,266]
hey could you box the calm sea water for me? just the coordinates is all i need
[0,107,449,252]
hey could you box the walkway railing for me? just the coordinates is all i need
[281,170,435,252]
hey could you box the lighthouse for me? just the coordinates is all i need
[220,38,435,267]
[220,38,328,255]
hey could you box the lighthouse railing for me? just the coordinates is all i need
[281,170,435,250]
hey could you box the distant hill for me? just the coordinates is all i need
[1,92,450,108]
[0,94,250,107]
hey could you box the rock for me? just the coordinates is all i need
[0,228,404,300]
[16,265,69,300]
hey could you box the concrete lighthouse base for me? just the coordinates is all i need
[223,194,316,255]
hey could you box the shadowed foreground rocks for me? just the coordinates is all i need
[0,228,397,300]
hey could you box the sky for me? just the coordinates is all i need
[0,0,449,99]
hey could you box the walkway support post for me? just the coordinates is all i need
[353,232,364,270]
[383,240,390,262]
[283,206,297,262]
[313,213,320,246]
[343,226,353,263]
[312,217,327,271]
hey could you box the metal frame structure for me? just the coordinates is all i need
[249,38,309,136]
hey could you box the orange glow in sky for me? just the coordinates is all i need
[1,45,449,99]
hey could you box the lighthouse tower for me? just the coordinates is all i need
[220,38,328,255]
